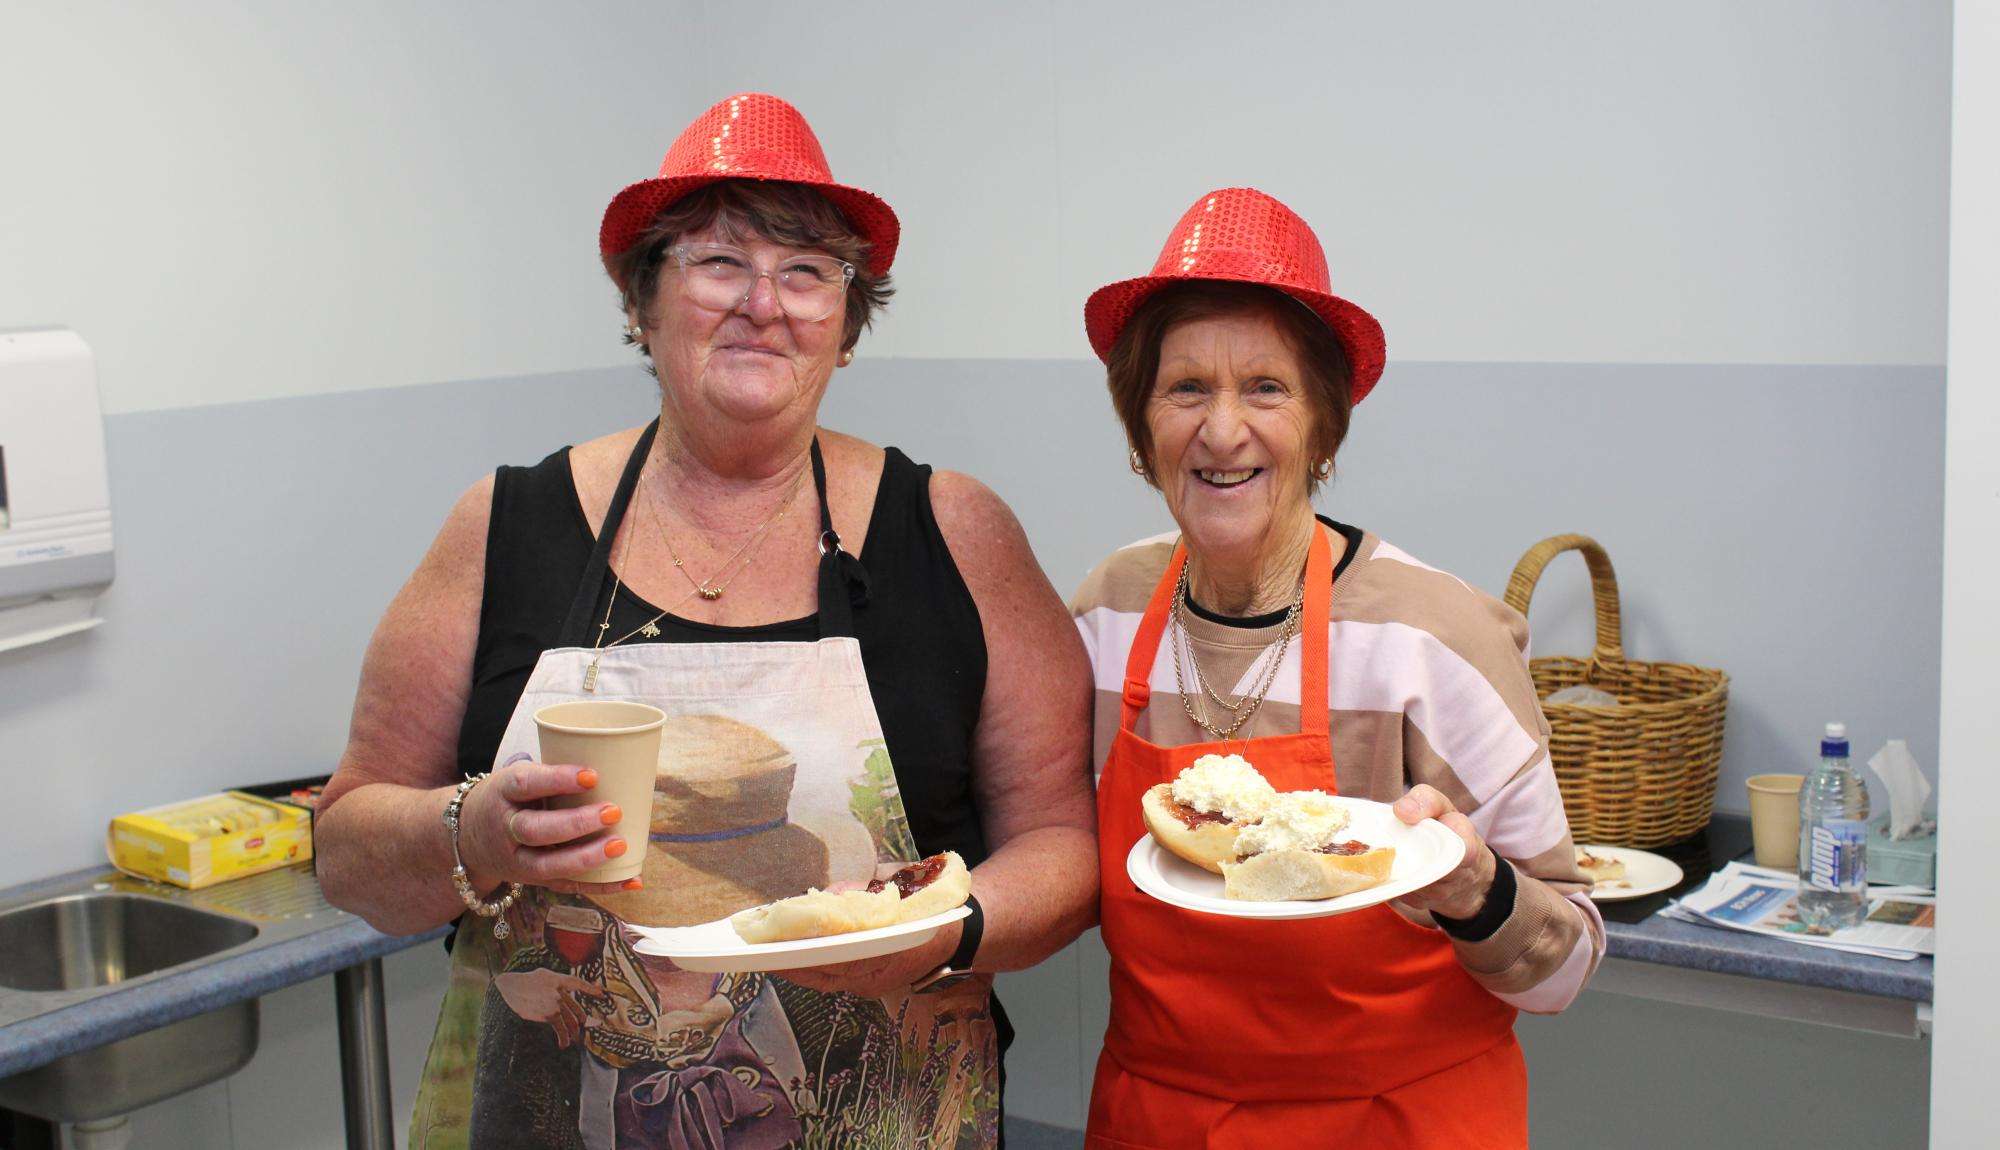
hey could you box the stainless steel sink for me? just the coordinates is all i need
[0,891,262,1122]
[0,894,258,992]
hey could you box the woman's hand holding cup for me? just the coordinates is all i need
[456,760,644,897]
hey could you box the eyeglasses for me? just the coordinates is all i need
[667,243,855,323]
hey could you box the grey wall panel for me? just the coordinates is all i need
[0,357,1937,886]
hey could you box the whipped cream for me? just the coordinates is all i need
[1168,754,1276,823]
[1232,790,1352,856]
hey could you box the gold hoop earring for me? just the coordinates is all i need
[1129,449,1149,478]
[1314,458,1334,481]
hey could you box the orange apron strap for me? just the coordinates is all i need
[1120,542,1187,731]
[1297,525,1333,738]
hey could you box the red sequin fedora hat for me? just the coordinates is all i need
[1084,187,1386,403]
[599,92,900,287]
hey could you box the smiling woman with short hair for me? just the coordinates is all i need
[1072,187,1606,1149]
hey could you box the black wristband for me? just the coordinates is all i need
[946,893,983,971]
[1433,848,1516,943]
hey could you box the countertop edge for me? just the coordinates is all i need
[1602,917,1931,1002]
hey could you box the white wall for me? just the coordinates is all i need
[1930,1,1999,1143]
[3,2,1949,417]
[0,0,701,414]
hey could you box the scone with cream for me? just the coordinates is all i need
[1141,754,1278,874]
[1220,790,1395,901]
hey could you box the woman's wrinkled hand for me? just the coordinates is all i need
[455,761,642,898]
[1389,784,1497,922]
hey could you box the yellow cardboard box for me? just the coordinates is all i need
[107,791,312,889]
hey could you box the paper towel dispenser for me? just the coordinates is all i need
[0,328,114,653]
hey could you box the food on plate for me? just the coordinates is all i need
[730,885,901,944]
[728,852,970,944]
[1140,754,1278,874]
[1219,790,1395,902]
[1574,848,1627,885]
[867,851,972,922]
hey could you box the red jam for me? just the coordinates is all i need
[867,854,948,896]
[1316,840,1372,856]
[1171,799,1235,829]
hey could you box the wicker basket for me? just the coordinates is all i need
[1504,534,1730,847]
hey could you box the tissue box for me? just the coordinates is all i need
[1866,815,1936,889]
[108,791,312,889]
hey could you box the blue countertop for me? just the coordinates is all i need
[1603,909,1931,1002]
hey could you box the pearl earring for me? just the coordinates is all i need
[838,351,854,367]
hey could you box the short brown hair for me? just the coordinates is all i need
[606,180,894,357]
[1105,281,1354,489]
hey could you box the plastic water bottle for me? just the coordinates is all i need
[1797,721,1869,931]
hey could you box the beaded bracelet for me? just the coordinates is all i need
[442,773,524,939]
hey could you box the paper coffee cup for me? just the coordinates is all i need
[534,701,666,883]
[1746,773,1805,870]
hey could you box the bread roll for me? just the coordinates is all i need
[880,851,972,922]
[1220,844,1396,901]
[1575,849,1627,884]
[1141,783,1249,874]
[730,885,902,944]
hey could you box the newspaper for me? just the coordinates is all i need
[1663,862,1934,960]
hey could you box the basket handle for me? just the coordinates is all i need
[1503,534,1624,662]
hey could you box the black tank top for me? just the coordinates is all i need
[454,441,994,868]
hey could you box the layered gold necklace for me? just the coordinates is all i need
[1169,559,1307,741]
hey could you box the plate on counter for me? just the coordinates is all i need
[627,905,970,973]
[1126,797,1465,920]
[1578,845,1684,901]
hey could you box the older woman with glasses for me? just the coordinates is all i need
[1073,188,1603,1148]
[314,93,1096,1149]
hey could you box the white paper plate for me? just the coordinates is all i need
[1126,797,1466,920]
[1578,845,1684,901]
[626,904,971,973]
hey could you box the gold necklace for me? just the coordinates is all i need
[1169,561,1305,740]
[650,465,807,601]
[581,457,811,693]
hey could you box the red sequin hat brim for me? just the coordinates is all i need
[1083,188,1386,404]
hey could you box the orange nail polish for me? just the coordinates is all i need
[577,768,599,789]
[604,838,628,859]
[622,878,643,891]
[600,804,623,826]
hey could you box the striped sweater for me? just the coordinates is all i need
[1072,525,1604,1013]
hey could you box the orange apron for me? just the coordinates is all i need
[1087,528,1526,1149]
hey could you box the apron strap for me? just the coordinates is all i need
[811,437,869,639]
[556,419,659,648]
[1118,524,1336,738]
[1118,543,1185,731]
[1296,525,1333,737]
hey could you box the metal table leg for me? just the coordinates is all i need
[334,959,394,1150]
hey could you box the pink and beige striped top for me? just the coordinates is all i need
[1072,524,1605,1013]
